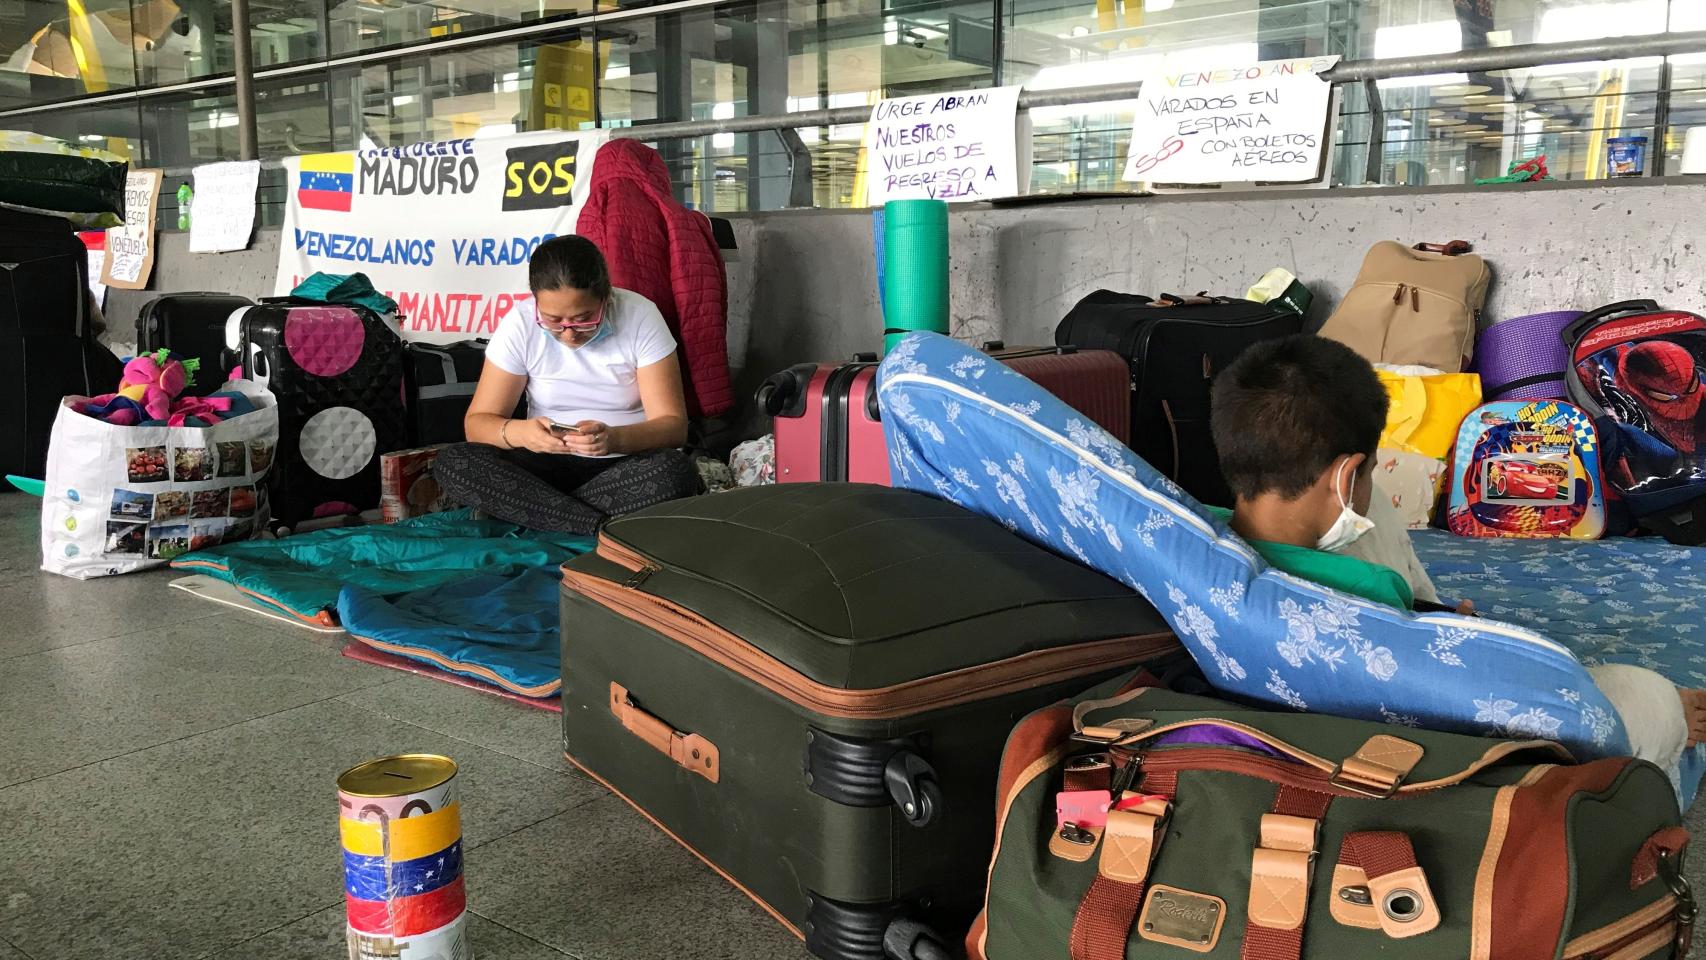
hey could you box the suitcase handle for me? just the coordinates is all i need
[1413,240,1473,256]
[1559,299,1664,347]
[755,363,821,419]
[609,683,719,783]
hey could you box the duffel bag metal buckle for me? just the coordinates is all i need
[1065,752,1110,773]
[1059,822,1098,846]
[1659,849,1697,954]
[1327,762,1401,799]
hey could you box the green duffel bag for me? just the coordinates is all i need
[973,686,1693,960]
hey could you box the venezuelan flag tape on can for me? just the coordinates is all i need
[338,754,471,960]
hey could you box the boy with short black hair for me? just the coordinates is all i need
[1211,334,1706,762]
[1209,334,1411,608]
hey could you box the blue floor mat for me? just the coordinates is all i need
[1412,529,1706,805]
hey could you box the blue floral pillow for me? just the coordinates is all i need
[877,333,1630,760]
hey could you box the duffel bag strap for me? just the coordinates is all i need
[1332,832,1441,939]
[1241,786,1332,960]
[1068,795,1172,960]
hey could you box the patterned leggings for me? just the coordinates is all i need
[434,443,701,535]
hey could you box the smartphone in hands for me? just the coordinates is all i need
[547,421,582,437]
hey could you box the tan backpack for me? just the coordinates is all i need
[1319,240,1490,371]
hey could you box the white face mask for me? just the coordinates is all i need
[1316,459,1376,553]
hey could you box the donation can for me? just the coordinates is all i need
[338,754,471,960]
[1607,136,1647,178]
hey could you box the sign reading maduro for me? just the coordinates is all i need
[277,129,608,345]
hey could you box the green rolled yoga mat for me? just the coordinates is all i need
[881,199,949,354]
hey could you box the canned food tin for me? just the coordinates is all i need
[338,755,470,959]
[1608,136,1647,178]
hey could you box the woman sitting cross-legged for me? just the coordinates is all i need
[434,235,701,534]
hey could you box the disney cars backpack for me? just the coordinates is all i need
[1564,300,1706,545]
[1443,400,1606,539]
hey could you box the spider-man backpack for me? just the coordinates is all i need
[1564,300,1706,545]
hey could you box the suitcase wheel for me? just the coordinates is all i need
[883,918,955,960]
[883,752,943,828]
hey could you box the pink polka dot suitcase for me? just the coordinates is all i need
[236,301,407,530]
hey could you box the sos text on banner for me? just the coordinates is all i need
[276,129,609,345]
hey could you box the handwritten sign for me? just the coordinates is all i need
[189,160,261,253]
[102,168,162,289]
[1123,56,1339,185]
[863,86,1021,205]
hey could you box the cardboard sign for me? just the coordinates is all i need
[189,160,261,253]
[275,129,608,344]
[863,86,1022,205]
[102,168,162,289]
[1123,57,1339,185]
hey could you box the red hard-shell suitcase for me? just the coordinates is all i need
[758,345,1131,484]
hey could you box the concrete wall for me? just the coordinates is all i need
[105,177,1706,439]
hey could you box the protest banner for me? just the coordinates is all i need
[276,129,609,344]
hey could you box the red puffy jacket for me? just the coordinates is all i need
[576,139,732,419]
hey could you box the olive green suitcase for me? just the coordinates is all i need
[559,483,1181,960]
[972,685,1692,960]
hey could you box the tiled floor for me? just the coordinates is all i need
[0,494,811,960]
[4,488,1704,960]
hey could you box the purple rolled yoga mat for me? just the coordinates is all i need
[1473,310,1585,401]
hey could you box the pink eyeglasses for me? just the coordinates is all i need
[536,301,605,332]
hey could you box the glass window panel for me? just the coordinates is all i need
[0,0,138,109]
[1006,0,1340,195]
[603,0,993,209]
[329,28,593,150]
[328,0,594,57]
[248,0,328,69]
[1,97,142,158]
[139,74,330,167]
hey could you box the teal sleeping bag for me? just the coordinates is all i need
[172,510,592,626]
[338,566,566,697]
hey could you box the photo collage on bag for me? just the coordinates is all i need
[108,435,274,560]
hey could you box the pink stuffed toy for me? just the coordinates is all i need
[74,349,204,425]
[116,351,194,421]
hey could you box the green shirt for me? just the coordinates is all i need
[1206,507,1414,611]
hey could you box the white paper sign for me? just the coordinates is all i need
[863,86,1022,205]
[102,168,162,289]
[1123,56,1339,184]
[189,160,261,253]
[87,249,106,307]
[276,129,608,344]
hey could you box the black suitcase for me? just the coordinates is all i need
[136,292,255,395]
[560,483,1185,959]
[236,300,407,528]
[1056,291,1303,506]
[404,340,487,446]
[0,208,124,479]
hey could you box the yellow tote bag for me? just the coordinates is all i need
[1376,370,1483,460]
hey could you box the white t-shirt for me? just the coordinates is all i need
[486,288,677,433]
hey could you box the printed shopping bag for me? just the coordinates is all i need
[40,381,279,578]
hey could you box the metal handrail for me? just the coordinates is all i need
[611,30,1706,142]
[124,28,1706,183]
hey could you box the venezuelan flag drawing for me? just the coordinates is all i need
[298,153,355,212]
[341,805,467,937]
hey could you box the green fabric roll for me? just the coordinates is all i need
[881,199,949,354]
